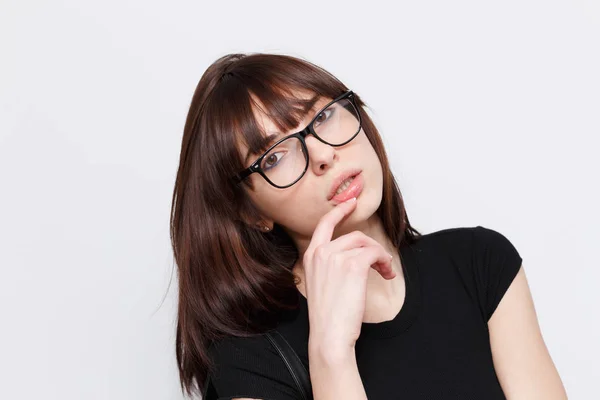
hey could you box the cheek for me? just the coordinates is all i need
[273,183,326,230]
[360,132,378,155]
[253,184,307,219]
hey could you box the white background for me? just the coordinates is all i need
[1,0,598,399]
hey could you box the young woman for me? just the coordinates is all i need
[170,53,567,400]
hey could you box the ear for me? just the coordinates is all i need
[255,222,273,232]
[238,209,273,232]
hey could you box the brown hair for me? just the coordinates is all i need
[169,52,422,397]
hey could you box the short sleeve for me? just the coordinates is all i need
[472,225,524,322]
[207,334,303,400]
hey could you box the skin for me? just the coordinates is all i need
[238,90,407,325]
[234,90,568,399]
[488,266,568,399]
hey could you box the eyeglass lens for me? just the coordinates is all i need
[260,97,360,187]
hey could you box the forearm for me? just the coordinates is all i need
[308,343,367,400]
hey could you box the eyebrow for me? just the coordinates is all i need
[244,132,283,165]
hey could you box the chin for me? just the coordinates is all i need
[344,185,382,224]
[362,190,382,215]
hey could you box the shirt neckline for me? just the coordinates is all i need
[296,240,422,340]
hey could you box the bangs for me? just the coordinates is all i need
[227,79,321,165]
[199,53,349,188]
[247,90,321,158]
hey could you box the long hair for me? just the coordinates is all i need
[170,52,422,398]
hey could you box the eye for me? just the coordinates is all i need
[314,108,334,127]
[261,151,285,171]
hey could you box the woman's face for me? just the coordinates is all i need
[238,91,384,241]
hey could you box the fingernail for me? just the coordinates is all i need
[347,197,357,202]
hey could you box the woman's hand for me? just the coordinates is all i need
[302,197,396,361]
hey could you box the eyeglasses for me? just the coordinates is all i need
[231,90,362,189]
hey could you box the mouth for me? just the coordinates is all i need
[328,170,364,203]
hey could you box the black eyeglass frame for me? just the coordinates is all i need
[231,90,361,189]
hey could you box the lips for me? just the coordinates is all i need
[327,168,362,200]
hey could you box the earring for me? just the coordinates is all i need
[256,224,270,232]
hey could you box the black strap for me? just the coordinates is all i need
[202,372,218,399]
[265,330,313,400]
[202,330,313,400]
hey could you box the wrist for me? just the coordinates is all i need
[309,337,356,366]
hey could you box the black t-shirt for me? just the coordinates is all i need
[207,225,523,399]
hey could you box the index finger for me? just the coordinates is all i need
[306,197,357,254]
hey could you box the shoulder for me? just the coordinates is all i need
[208,332,303,400]
[209,333,274,359]
[416,225,523,321]
[208,333,282,381]
[416,225,521,261]
[411,225,474,264]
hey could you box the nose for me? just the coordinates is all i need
[305,135,336,176]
